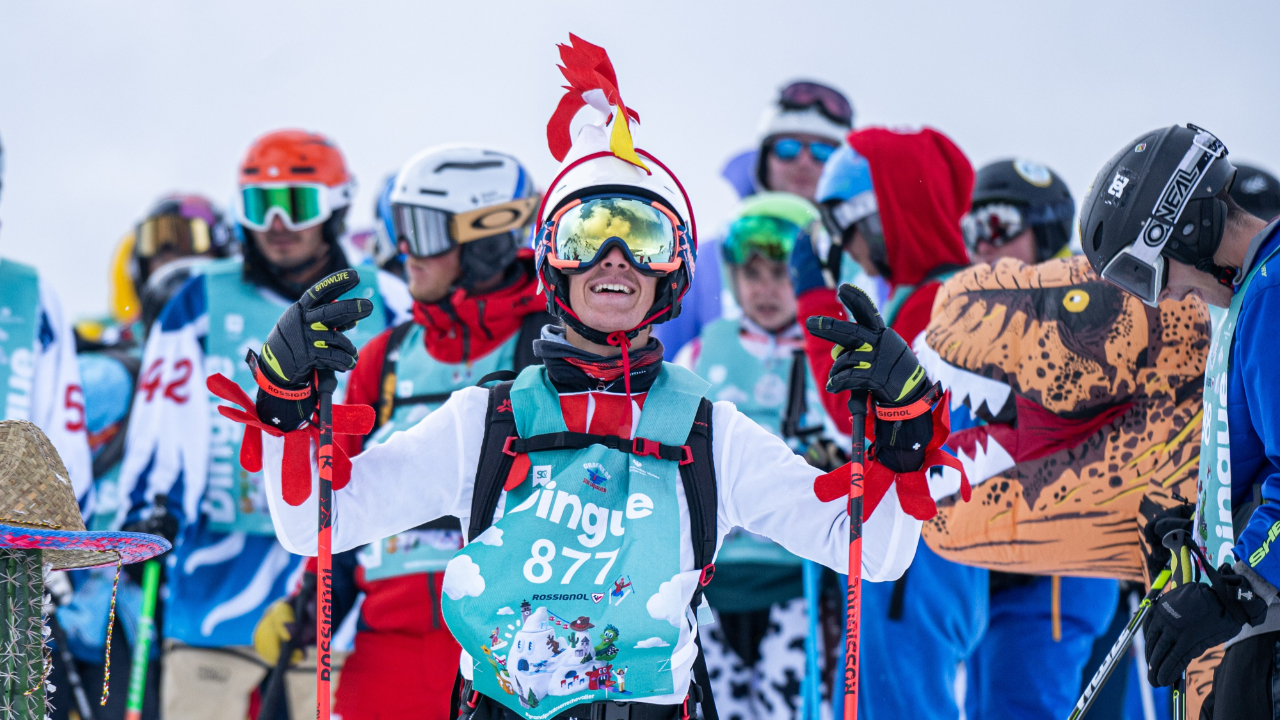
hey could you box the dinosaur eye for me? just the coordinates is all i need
[1063,289,1091,313]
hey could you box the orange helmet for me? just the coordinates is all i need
[237,130,355,231]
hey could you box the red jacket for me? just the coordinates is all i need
[798,127,973,434]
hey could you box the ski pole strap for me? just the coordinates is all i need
[247,350,313,400]
[502,432,694,465]
[874,382,943,421]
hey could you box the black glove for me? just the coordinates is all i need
[807,284,935,473]
[1142,504,1195,582]
[806,284,929,408]
[250,270,373,430]
[121,494,179,583]
[1143,565,1268,687]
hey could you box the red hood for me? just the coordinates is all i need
[848,127,973,288]
[414,251,546,364]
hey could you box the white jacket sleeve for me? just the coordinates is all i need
[712,401,922,582]
[261,386,489,556]
[31,278,93,503]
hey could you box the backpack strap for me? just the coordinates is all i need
[467,382,517,542]
[374,320,418,433]
[680,397,718,610]
[681,397,719,720]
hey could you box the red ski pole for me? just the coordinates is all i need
[315,369,338,720]
[844,391,867,720]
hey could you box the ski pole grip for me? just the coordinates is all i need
[316,369,337,397]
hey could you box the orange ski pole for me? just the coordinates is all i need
[844,391,867,720]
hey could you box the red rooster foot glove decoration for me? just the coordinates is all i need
[207,373,373,506]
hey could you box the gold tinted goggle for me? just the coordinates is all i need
[136,214,211,258]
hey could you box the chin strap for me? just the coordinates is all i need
[1195,256,1238,289]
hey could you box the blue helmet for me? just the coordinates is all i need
[814,143,888,277]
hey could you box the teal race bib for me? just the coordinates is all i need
[201,260,387,534]
[0,260,41,422]
[1196,243,1280,568]
[442,364,707,718]
[358,527,465,580]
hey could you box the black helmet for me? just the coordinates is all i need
[1079,124,1237,306]
[1229,163,1280,221]
[965,159,1075,262]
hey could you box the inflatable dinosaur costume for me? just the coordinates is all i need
[917,255,1209,583]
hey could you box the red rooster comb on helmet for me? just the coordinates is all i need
[547,34,647,171]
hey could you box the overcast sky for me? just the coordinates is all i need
[1,1,1276,318]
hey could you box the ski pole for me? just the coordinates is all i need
[843,391,867,720]
[1066,566,1172,720]
[258,572,317,720]
[1127,590,1157,720]
[48,615,94,720]
[123,560,161,720]
[802,560,821,720]
[315,370,338,720]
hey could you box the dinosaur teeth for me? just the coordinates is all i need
[913,337,1013,422]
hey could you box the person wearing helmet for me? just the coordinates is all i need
[673,193,833,720]
[654,81,854,361]
[1229,162,1280,222]
[961,159,1077,266]
[946,160,1123,719]
[222,37,949,720]
[1080,124,1280,719]
[0,130,93,511]
[792,128,982,720]
[115,130,410,720]
[252,144,552,720]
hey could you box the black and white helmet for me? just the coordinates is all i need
[1080,124,1237,306]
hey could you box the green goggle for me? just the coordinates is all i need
[722,215,804,265]
[239,183,331,231]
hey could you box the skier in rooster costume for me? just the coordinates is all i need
[210,36,961,720]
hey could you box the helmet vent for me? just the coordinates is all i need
[1092,222,1105,253]
[242,167,260,175]
[290,166,315,174]
[435,161,504,172]
[417,188,447,196]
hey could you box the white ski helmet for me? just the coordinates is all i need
[389,144,537,290]
[534,35,698,345]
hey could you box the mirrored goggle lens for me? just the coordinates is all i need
[137,215,211,257]
[1101,250,1163,306]
[962,203,1026,249]
[554,197,676,267]
[240,185,325,229]
[391,203,455,257]
[724,216,801,264]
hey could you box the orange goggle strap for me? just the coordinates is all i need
[247,350,313,401]
[874,381,944,422]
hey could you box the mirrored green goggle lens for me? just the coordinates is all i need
[723,215,801,264]
[554,197,676,265]
[241,185,324,227]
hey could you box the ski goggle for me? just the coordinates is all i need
[771,138,838,163]
[136,214,212,258]
[961,203,1026,250]
[723,215,804,264]
[239,183,334,231]
[391,196,538,258]
[544,194,684,275]
[1100,127,1227,306]
[778,81,854,127]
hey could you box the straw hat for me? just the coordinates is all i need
[0,420,169,569]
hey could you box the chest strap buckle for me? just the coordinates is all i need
[698,563,716,587]
[502,436,519,457]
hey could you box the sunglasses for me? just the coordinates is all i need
[771,138,838,163]
[542,194,686,276]
[778,81,854,127]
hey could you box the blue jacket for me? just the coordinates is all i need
[1230,225,1280,586]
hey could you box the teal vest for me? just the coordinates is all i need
[0,260,41,422]
[200,259,387,535]
[1197,242,1280,568]
[442,364,707,718]
[357,324,519,580]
